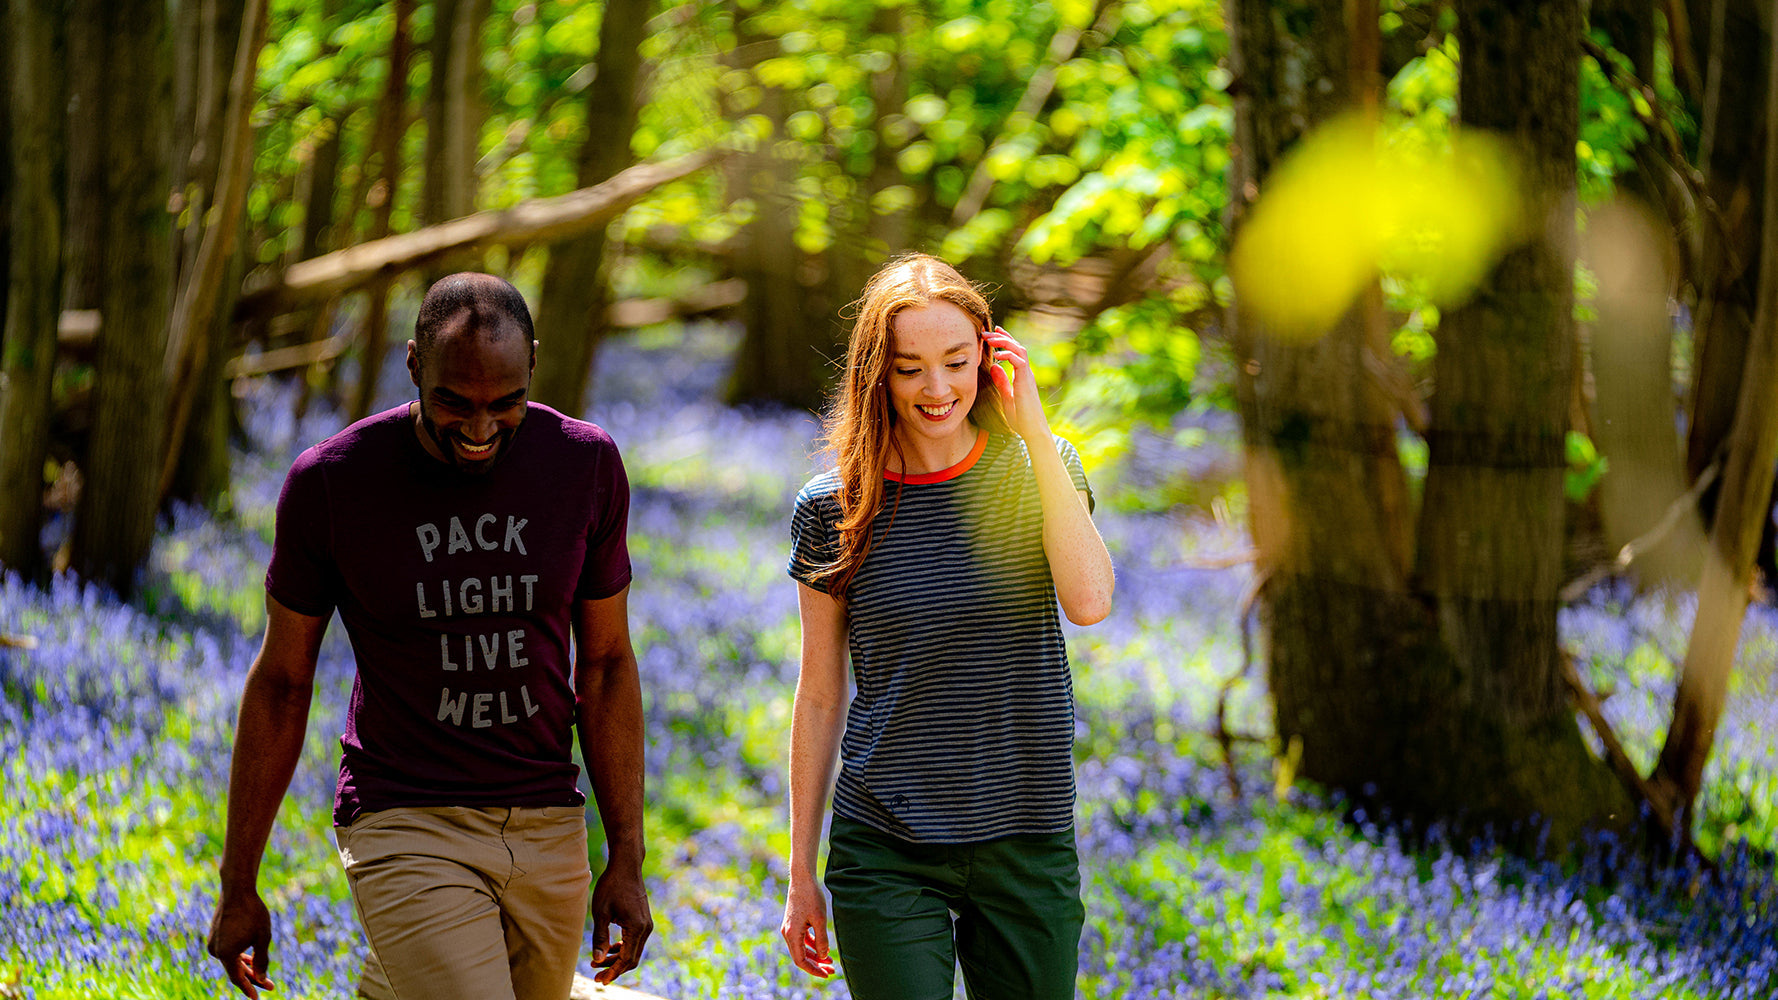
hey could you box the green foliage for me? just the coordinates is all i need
[1564,431,1610,503]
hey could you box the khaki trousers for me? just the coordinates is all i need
[335,805,592,1000]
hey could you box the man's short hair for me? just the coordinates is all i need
[414,273,537,369]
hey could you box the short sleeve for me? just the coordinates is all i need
[787,483,840,593]
[265,448,340,617]
[576,438,633,601]
[1054,435,1094,513]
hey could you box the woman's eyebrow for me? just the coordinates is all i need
[893,342,973,360]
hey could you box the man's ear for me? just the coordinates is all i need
[531,339,539,377]
[406,340,421,386]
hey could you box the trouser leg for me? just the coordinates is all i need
[824,816,962,1000]
[499,806,592,1000]
[337,808,519,1000]
[954,829,1084,1000]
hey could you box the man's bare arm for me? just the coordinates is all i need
[207,594,328,999]
[573,586,651,984]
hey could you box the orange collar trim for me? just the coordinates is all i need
[885,429,989,484]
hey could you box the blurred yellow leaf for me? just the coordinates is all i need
[1231,115,1524,342]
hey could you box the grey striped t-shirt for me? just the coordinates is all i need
[787,430,1092,843]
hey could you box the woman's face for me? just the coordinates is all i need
[886,299,983,447]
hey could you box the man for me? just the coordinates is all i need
[207,273,651,1000]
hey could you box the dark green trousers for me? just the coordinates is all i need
[823,816,1084,1000]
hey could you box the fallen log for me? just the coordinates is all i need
[235,148,726,319]
[224,334,351,380]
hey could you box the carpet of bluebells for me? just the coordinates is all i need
[3,322,1777,999]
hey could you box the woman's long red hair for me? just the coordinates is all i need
[811,253,1007,602]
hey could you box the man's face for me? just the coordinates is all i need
[408,327,534,474]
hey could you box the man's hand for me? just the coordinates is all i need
[588,863,652,984]
[207,889,276,998]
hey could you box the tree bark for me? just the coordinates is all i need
[350,0,414,423]
[1649,12,1778,842]
[0,0,67,578]
[723,3,829,410]
[161,0,267,498]
[422,0,489,228]
[530,0,652,417]
[60,0,106,312]
[1681,0,1768,492]
[1409,0,1622,833]
[70,0,173,595]
[1232,0,1627,844]
[1230,0,1432,817]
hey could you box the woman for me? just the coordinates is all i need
[780,253,1115,999]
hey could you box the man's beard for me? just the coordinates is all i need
[420,408,523,476]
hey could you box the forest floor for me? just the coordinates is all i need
[2,322,1776,999]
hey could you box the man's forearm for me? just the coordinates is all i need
[219,667,315,894]
[576,651,647,866]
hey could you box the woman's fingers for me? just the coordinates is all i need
[986,325,1029,360]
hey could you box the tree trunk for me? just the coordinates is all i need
[0,0,67,578]
[1230,0,1434,817]
[723,3,829,410]
[1409,0,1622,835]
[1587,201,1704,586]
[162,0,266,499]
[70,0,173,595]
[530,0,651,417]
[1649,14,1778,843]
[60,0,106,311]
[1232,0,1627,844]
[350,0,414,423]
[422,0,488,228]
[1681,1,1768,492]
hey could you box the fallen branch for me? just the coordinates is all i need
[1187,548,1259,570]
[1559,459,1721,602]
[225,334,351,380]
[1214,565,1271,797]
[236,148,726,319]
[606,278,747,329]
[1561,649,1675,832]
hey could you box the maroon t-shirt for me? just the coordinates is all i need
[266,402,632,826]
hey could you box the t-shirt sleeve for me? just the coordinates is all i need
[786,485,839,593]
[1054,435,1095,513]
[576,437,633,601]
[264,448,340,617]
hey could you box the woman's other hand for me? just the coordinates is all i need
[781,878,837,977]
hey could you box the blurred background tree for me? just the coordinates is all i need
[2,0,1776,852]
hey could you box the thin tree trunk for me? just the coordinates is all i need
[530,0,652,416]
[1587,200,1703,586]
[422,0,488,227]
[0,0,68,578]
[60,0,106,311]
[71,0,173,595]
[950,0,1117,226]
[1649,13,1778,843]
[161,0,267,498]
[350,0,414,423]
[1681,0,1766,493]
[723,2,828,410]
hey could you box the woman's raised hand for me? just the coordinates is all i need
[984,326,1050,442]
